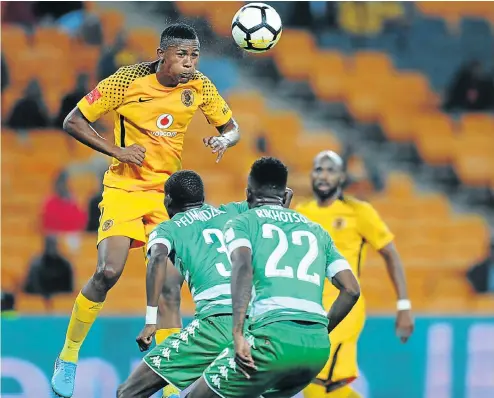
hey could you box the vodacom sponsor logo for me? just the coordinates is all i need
[152,114,177,137]
[156,114,174,129]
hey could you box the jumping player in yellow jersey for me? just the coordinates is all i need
[51,24,240,398]
[298,151,414,398]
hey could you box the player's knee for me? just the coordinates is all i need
[93,260,124,292]
[116,383,126,398]
[116,381,139,398]
[303,382,327,398]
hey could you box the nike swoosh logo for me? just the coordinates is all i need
[139,98,153,103]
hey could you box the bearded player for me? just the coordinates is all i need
[298,151,414,398]
[51,24,240,398]
[186,156,360,398]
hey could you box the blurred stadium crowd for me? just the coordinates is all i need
[1,1,494,316]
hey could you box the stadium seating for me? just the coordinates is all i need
[2,123,490,314]
[1,2,492,316]
[215,6,493,190]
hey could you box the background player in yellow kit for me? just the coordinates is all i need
[51,24,240,398]
[298,151,414,398]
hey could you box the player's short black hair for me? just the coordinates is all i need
[160,23,198,49]
[165,170,204,206]
[249,157,288,191]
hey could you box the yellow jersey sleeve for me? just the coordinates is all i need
[198,75,233,127]
[77,68,131,123]
[356,202,394,250]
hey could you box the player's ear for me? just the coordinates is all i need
[164,194,173,214]
[283,187,293,209]
[157,47,165,62]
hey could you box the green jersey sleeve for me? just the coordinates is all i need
[323,229,351,279]
[223,214,252,256]
[218,201,249,218]
[147,222,175,258]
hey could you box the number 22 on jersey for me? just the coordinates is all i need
[263,224,321,286]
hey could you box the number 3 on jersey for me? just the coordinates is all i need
[263,224,320,286]
[202,229,231,277]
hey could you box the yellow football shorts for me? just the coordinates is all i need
[304,295,366,396]
[97,187,169,249]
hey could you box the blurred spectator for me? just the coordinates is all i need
[288,2,339,32]
[41,171,87,250]
[339,2,405,37]
[255,135,268,153]
[7,80,50,129]
[466,244,494,294]
[79,13,103,46]
[342,144,385,199]
[1,292,15,313]
[33,1,83,23]
[58,8,86,37]
[64,154,108,232]
[23,235,74,298]
[1,1,37,29]
[98,32,138,81]
[1,54,9,92]
[444,60,494,112]
[55,74,89,128]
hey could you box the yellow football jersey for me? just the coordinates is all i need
[77,61,232,192]
[296,195,394,300]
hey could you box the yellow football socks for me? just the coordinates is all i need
[304,384,362,398]
[303,383,326,398]
[155,328,180,345]
[156,328,181,397]
[163,384,180,398]
[59,293,104,363]
[331,386,362,398]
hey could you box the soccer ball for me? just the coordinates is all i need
[231,3,282,53]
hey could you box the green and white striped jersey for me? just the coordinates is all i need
[224,205,350,328]
[147,201,249,319]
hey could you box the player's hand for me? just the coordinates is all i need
[233,334,257,379]
[114,144,146,166]
[203,136,228,163]
[396,310,414,343]
[283,187,294,209]
[136,324,157,352]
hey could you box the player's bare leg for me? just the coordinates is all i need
[117,361,167,398]
[155,260,183,398]
[52,236,131,397]
[184,377,221,398]
[82,236,132,301]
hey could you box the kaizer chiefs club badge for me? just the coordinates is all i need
[102,219,114,232]
[181,89,194,107]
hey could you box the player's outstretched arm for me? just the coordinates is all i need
[230,246,257,378]
[327,269,360,334]
[379,242,414,343]
[231,246,253,336]
[63,107,146,166]
[158,260,185,330]
[203,117,240,163]
[136,243,169,351]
